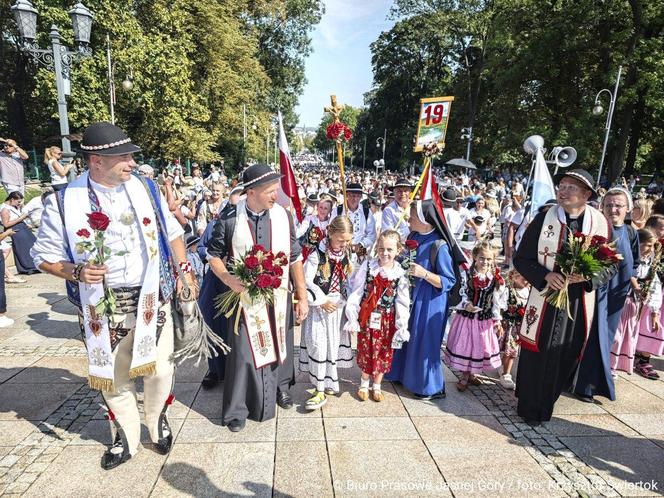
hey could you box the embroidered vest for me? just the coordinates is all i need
[459,270,497,321]
[313,249,351,299]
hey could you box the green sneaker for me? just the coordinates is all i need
[324,388,337,396]
[305,391,327,410]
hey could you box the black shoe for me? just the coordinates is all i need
[201,371,219,389]
[277,390,293,409]
[414,389,446,400]
[227,419,246,432]
[575,393,595,403]
[154,417,173,455]
[101,434,131,470]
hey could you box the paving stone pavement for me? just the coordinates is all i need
[1,273,663,497]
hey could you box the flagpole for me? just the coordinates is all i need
[395,156,430,230]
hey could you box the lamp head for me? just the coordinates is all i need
[592,104,604,116]
[121,78,133,91]
[11,0,38,42]
[523,135,544,155]
[68,2,94,45]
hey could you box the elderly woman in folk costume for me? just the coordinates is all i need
[513,169,615,424]
[299,216,355,409]
[574,187,639,402]
[31,122,198,469]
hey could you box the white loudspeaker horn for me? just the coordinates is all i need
[523,135,544,155]
[552,146,577,168]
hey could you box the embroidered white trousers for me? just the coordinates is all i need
[102,303,175,455]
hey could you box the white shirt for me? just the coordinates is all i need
[23,196,44,228]
[31,179,183,288]
[332,204,376,249]
[47,160,68,185]
[381,201,410,241]
[444,207,466,242]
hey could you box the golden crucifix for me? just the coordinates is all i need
[324,95,348,211]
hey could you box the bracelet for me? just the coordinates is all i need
[72,263,85,282]
[179,261,193,274]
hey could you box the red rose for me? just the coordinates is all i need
[256,274,273,289]
[271,276,281,289]
[573,231,585,239]
[405,239,419,250]
[263,258,274,271]
[273,266,284,277]
[76,228,91,238]
[326,122,344,140]
[596,245,615,261]
[87,211,110,231]
[252,244,266,254]
[517,307,525,317]
[343,126,353,141]
[591,235,608,246]
[143,217,152,226]
[245,255,260,270]
[276,251,286,259]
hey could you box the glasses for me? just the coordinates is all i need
[557,184,587,193]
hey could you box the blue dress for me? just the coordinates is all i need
[575,224,638,400]
[385,230,456,396]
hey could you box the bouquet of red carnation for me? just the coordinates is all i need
[401,239,419,285]
[543,230,622,318]
[214,245,289,330]
[326,121,353,143]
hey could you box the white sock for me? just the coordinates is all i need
[360,378,370,389]
[373,383,381,392]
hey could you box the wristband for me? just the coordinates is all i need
[179,261,193,274]
[72,263,85,282]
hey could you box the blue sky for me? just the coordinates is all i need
[295,0,395,128]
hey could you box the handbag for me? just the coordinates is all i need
[171,264,231,365]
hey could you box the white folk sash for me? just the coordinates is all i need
[519,205,609,353]
[232,199,291,368]
[64,172,161,391]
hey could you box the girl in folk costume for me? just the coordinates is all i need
[498,269,530,389]
[611,228,662,375]
[297,196,334,261]
[345,230,410,402]
[300,216,355,409]
[445,241,508,391]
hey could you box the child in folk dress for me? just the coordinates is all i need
[300,216,355,409]
[498,269,530,389]
[445,241,508,391]
[611,228,661,376]
[345,230,410,402]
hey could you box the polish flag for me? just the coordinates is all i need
[421,161,445,222]
[277,111,303,223]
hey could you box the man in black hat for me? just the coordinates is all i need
[441,187,467,244]
[206,164,308,431]
[382,178,413,241]
[332,183,375,259]
[513,168,614,424]
[31,122,197,468]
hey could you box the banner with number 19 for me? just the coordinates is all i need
[413,96,454,152]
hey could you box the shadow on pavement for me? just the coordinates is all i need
[25,311,80,339]
[38,292,78,315]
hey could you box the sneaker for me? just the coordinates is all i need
[305,391,327,410]
[499,374,515,390]
[324,388,337,396]
[0,316,14,328]
[611,370,618,380]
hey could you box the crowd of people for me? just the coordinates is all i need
[0,122,662,470]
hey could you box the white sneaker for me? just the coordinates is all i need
[499,374,515,390]
[0,316,14,328]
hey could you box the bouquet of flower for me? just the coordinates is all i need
[637,238,664,318]
[214,245,289,330]
[543,231,622,318]
[75,211,129,317]
[326,122,353,143]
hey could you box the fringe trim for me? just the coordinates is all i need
[88,375,114,392]
[171,301,231,366]
[129,361,156,379]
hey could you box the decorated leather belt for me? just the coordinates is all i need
[110,286,142,314]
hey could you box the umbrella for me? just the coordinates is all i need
[445,158,476,169]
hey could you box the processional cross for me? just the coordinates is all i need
[324,95,348,210]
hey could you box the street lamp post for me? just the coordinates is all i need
[373,159,384,176]
[106,35,134,125]
[11,0,94,155]
[592,66,622,187]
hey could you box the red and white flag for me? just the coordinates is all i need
[277,111,303,223]
[421,162,445,221]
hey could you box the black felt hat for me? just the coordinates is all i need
[346,182,364,194]
[553,168,598,200]
[79,122,141,156]
[394,177,413,189]
[186,235,200,248]
[241,164,282,192]
[442,188,457,203]
[307,193,320,203]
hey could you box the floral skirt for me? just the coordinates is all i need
[499,323,520,359]
[356,309,396,376]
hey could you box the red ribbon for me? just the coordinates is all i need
[358,274,390,328]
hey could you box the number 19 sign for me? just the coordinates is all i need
[413,96,454,152]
